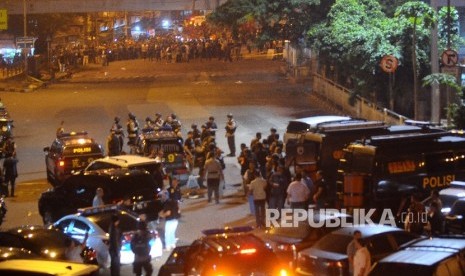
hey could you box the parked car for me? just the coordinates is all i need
[43,131,104,186]
[54,204,163,267]
[260,210,352,268]
[158,226,291,276]
[136,129,189,185]
[0,259,99,276]
[370,237,465,276]
[0,225,97,264]
[295,224,419,276]
[38,168,163,224]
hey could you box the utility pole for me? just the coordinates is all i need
[430,0,440,124]
[23,0,28,80]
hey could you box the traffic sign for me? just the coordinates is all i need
[441,49,458,67]
[380,55,398,73]
[16,37,35,49]
[0,10,7,30]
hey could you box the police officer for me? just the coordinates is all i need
[106,129,121,156]
[225,113,237,157]
[153,113,164,130]
[127,113,139,148]
[130,221,153,276]
[191,124,201,140]
[112,117,124,153]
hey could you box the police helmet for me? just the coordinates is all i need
[128,112,136,119]
[227,113,233,118]
[114,116,120,123]
[209,116,214,120]
[155,112,162,117]
[191,124,197,128]
[171,113,177,120]
[146,116,153,122]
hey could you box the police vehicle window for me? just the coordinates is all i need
[87,162,119,171]
[286,121,310,133]
[450,200,465,216]
[70,220,90,235]
[425,152,455,174]
[55,219,73,232]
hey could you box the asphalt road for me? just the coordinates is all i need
[0,57,339,274]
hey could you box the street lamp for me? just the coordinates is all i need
[23,0,28,79]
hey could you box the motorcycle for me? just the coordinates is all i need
[0,195,6,226]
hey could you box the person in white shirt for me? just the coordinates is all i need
[65,231,88,263]
[248,174,267,229]
[286,173,310,209]
[92,187,104,207]
[353,238,371,276]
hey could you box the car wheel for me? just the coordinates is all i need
[42,209,53,226]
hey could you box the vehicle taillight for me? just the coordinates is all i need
[277,244,295,251]
[58,160,65,167]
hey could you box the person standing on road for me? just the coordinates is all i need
[225,113,237,157]
[127,112,140,151]
[109,214,122,276]
[353,238,371,276]
[92,187,104,207]
[111,116,124,153]
[203,152,224,203]
[312,170,326,209]
[130,221,153,276]
[158,190,180,251]
[106,129,121,156]
[248,174,267,229]
[346,230,362,276]
[3,152,18,197]
[286,173,310,210]
[205,116,218,137]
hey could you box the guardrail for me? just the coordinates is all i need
[0,64,24,80]
[312,73,408,125]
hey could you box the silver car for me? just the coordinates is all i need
[54,205,163,268]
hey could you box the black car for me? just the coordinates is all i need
[260,210,352,268]
[38,168,163,224]
[295,225,419,276]
[370,237,465,276]
[0,225,97,264]
[158,226,291,276]
[43,131,104,186]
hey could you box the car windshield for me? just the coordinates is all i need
[313,233,352,254]
[86,211,139,233]
[286,121,310,133]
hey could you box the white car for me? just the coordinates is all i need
[84,155,162,172]
[54,205,163,268]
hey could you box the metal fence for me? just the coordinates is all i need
[312,73,408,125]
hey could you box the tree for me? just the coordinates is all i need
[395,1,436,120]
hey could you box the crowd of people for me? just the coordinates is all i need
[52,35,247,73]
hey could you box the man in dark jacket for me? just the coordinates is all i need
[3,152,18,197]
[109,214,122,276]
[131,221,153,276]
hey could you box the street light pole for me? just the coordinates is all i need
[23,0,28,79]
[430,0,440,124]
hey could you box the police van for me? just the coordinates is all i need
[43,131,104,186]
[136,129,189,185]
